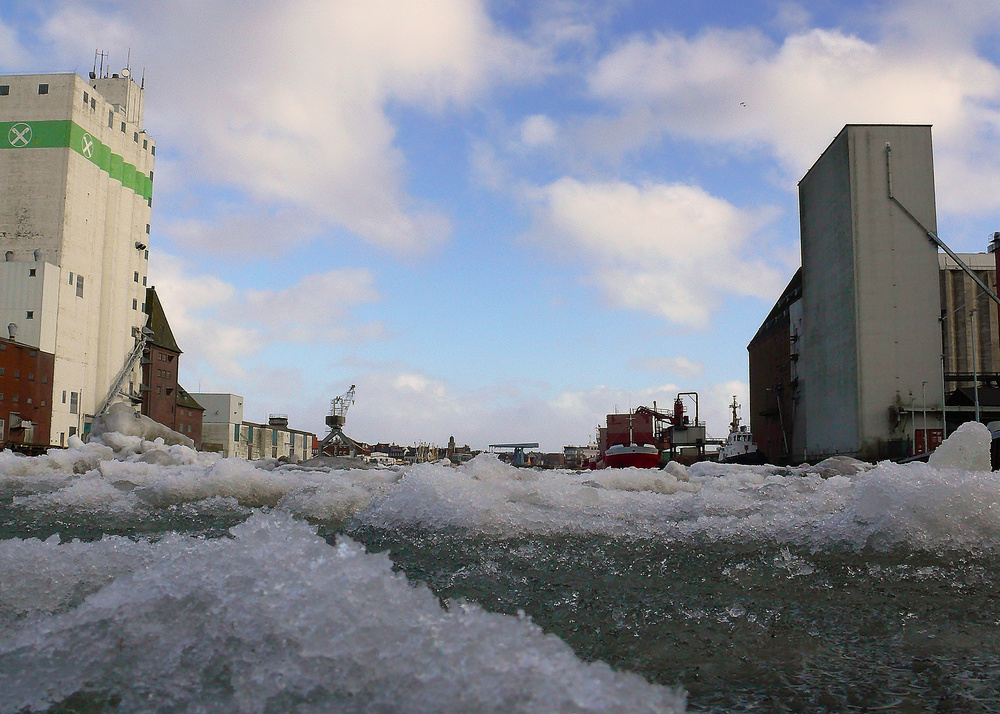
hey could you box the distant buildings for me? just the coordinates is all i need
[750,124,997,463]
[194,393,314,461]
[0,69,154,446]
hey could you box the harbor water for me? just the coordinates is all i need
[2,423,1000,712]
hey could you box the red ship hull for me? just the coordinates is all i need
[603,444,661,469]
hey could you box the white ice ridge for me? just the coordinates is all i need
[2,422,1000,550]
[0,513,686,714]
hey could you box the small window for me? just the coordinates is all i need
[76,275,84,298]
[13,371,18,378]
[40,400,45,407]
[69,426,77,437]
[134,271,139,283]
[133,132,138,142]
[0,393,5,401]
[156,385,161,394]
[149,170,153,180]
[147,197,152,208]
[144,250,149,260]
[120,121,126,133]
[143,139,148,149]
[70,391,79,414]
[62,390,67,404]
[0,85,9,96]
[145,224,150,234]
[141,302,146,311]
[142,276,147,286]
[151,145,155,156]
[108,110,114,128]
[28,373,33,381]
[11,395,17,403]
[83,91,89,105]
[38,83,48,95]
[28,268,36,277]
[25,311,33,320]
[68,271,74,285]
[26,398,32,405]
[132,298,137,310]
[41,376,47,383]
[90,98,96,110]
[0,368,4,376]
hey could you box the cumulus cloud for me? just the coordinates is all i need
[583,6,1000,215]
[529,178,783,326]
[148,253,384,378]
[36,0,542,254]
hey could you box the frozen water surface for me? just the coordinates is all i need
[1,424,999,710]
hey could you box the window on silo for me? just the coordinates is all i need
[70,392,79,414]
[83,91,89,105]
[120,122,126,133]
[37,83,48,95]
[76,275,84,298]
[0,85,9,96]
[108,110,113,128]
[90,98,96,110]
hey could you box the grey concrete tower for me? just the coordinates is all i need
[798,125,943,460]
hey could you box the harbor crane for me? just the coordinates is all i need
[316,385,365,457]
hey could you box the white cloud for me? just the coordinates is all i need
[0,18,29,67]
[529,178,783,326]
[37,0,542,254]
[520,114,559,147]
[584,10,1000,215]
[148,253,383,378]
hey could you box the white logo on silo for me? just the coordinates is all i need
[81,133,95,158]
[8,123,32,147]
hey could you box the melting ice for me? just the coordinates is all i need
[1,421,1000,711]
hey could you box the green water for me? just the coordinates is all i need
[347,525,1000,712]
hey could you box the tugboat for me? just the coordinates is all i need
[718,396,767,465]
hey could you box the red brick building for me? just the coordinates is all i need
[747,269,801,465]
[140,288,203,447]
[0,336,55,450]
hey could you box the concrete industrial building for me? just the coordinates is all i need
[195,392,315,461]
[750,124,1000,463]
[0,70,155,445]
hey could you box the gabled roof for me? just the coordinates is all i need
[145,287,182,353]
[176,386,204,411]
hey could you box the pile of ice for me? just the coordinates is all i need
[2,419,1000,550]
[90,402,195,450]
[0,513,686,714]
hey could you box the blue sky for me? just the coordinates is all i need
[3,0,1000,451]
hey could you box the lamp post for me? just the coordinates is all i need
[921,380,928,453]
[971,309,981,422]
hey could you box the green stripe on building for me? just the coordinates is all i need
[1,119,153,200]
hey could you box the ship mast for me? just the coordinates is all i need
[729,396,741,433]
